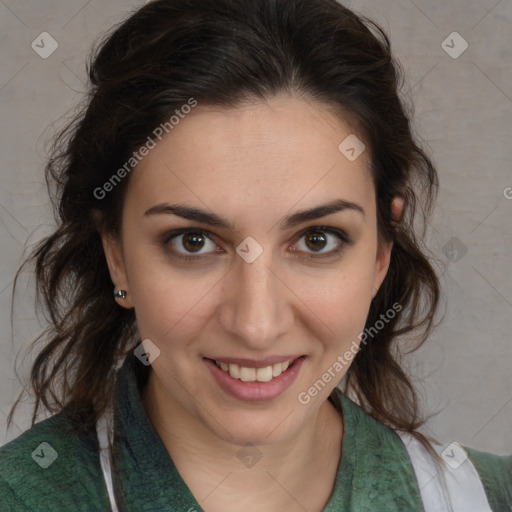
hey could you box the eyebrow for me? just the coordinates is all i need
[144,198,365,231]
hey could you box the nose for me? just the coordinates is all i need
[218,248,294,351]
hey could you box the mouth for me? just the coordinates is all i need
[203,356,306,402]
[210,358,298,382]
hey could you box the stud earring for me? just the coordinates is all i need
[114,289,127,300]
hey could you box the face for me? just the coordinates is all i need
[102,94,397,446]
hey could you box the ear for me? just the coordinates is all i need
[100,229,135,309]
[371,195,404,298]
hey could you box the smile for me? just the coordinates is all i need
[213,359,294,382]
[204,356,306,401]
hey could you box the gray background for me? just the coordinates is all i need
[0,0,511,454]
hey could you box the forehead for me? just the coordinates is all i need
[124,94,375,227]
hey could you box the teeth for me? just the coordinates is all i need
[256,366,273,382]
[240,367,256,382]
[272,363,282,377]
[214,359,295,382]
[228,363,240,379]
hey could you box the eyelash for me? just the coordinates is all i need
[159,226,352,262]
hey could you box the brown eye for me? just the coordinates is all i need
[304,231,328,252]
[293,227,349,258]
[181,232,206,253]
[164,229,219,257]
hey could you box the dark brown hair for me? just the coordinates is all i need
[9,0,442,461]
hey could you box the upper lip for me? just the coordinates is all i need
[205,355,304,368]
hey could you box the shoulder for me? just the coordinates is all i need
[334,389,408,450]
[329,389,427,510]
[331,389,512,511]
[0,410,110,511]
[463,444,512,512]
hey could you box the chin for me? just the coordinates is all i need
[201,404,302,447]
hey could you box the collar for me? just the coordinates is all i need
[109,353,424,510]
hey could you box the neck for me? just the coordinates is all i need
[141,369,344,511]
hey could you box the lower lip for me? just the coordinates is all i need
[204,356,305,402]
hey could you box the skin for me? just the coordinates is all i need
[101,93,404,512]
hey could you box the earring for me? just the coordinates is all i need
[114,289,127,300]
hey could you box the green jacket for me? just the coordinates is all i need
[1,354,511,511]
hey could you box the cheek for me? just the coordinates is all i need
[129,271,212,344]
[305,273,373,349]
[303,248,377,351]
[124,242,224,347]
[124,224,378,352]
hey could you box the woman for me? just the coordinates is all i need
[1,0,510,510]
